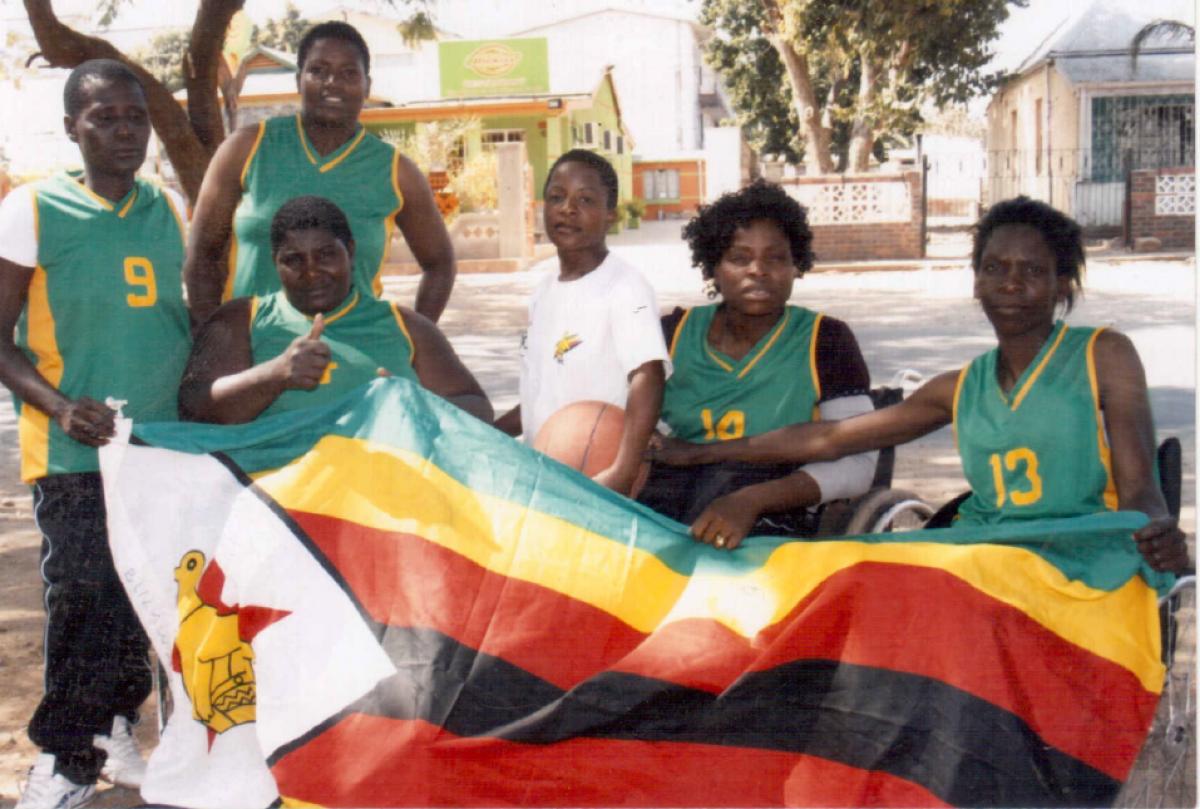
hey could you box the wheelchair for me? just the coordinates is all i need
[813,385,935,536]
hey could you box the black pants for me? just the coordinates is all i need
[29,472,151,785]
[637,461,821,537]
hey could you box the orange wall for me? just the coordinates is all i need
[633,159,706,217]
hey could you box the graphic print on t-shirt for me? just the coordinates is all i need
[553,332,582,363]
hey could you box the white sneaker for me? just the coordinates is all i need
[16,753,96,809]
[94,715,146,789]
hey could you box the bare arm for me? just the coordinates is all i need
[402,306,492,422]
[654,371,960,467]
[183,127,259,327]
[494,405,521,437]
[394,153,455,322]
[593,359,665,495]
[0,258,114,444]
[1095,330,1190,572]
[179,301,332,424]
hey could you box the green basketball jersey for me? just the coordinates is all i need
[954,321,1116,524]
[250,290,417,419]
[661,304,822,443]
[230,114,403,300]
[16,172,190,481]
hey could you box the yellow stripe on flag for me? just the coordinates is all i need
[256,435,1164,692]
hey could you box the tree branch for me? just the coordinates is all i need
[22,0,218,202]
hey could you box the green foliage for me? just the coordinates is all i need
[701,4,803,163]
[252,4,311,53]
[702,0,1022,168]
[132,28,189,92]
[397,11,437,47]
[622,198,646,220]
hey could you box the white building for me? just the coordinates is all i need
[506,4,732,159]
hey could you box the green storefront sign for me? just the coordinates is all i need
[439,38,549,98]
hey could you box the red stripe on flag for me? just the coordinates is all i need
[291,510,647,690]
[291,512,1156,780]
[271,715,949,807]
[611,562,1158,781]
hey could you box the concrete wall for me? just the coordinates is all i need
[779,172,924,262]
[1130,167,1195,249]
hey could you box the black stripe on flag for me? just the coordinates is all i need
[270,625,1120,807]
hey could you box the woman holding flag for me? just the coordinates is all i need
[652,196,1189,573]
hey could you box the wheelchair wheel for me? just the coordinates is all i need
[842,488,933,535]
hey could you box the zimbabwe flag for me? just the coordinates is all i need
[101,378,1170,808]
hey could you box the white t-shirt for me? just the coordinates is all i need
[0,182,188,267]
[519,252,671,441]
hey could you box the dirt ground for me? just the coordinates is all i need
[0,225,1194,806]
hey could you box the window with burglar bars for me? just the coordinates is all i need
[1090,95,1195,181]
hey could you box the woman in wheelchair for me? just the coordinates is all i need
[652,196,1189,573]
[636,180,876,550]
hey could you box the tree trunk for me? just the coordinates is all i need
[846,49,877,172]
[760,0,834,175]
[21,0,241,203]
[186,0,244,156]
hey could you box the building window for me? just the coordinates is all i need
[481,129,525,151]
[643,169,680,201]
[582,122,595,145]
[1010,109,1017,151]
[1090,94,1195,181]
[616,135,624,155]
[603,129,612,151]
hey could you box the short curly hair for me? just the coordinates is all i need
[682,180,814,282]
[297,21,371,74]
[973,196,1085,311]
[270,195,353,255]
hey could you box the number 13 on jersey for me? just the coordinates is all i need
[988,447,1043,508]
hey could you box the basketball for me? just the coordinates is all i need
[532,401,647,495]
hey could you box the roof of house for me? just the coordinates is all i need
[1012,0,1194,85]
[506,3,701,36]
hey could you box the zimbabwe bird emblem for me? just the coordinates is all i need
[171,550,257,735]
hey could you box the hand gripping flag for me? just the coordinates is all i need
[101,378,1171,808]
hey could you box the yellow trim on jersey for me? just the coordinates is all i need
[391,303,417,364]
[20,265,63,482]
[391,148,406,212]
[1085,328,1118,510]
[70,180,112,211]
[373,151,405,297]
[240,121,267,189]
[295,114,367,173]
[116,187,139,218]
[951,365,970,450]
[703,343,734,372]
[808,312,825,400]
[161,190,187,248]
[223,237,239,303]
[735,307,791,380]
[314,291,360,327]
[248,295,260,326]
[1010,323,1069,411]
[668,308,692,359]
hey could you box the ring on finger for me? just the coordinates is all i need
[715,534,727,548]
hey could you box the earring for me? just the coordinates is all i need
[703,278,719,299]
